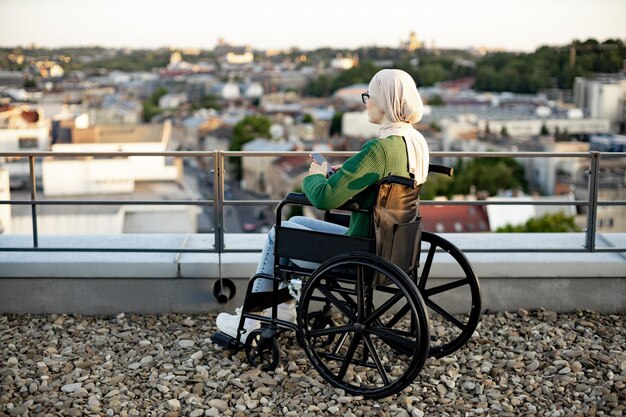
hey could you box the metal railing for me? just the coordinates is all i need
[1,150,625,254]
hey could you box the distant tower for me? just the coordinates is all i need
[569,43,576,67]
[407,32,421,51]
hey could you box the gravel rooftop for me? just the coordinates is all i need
[1,309,625,417]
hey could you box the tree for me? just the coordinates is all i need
[540,124,549,135]
[229,115,271,180]
[421,157,526,199]
[150,87,168,106]
[500,126,509,137]
[302,113,314,123]
[199,94,221,110]
[427,95,445,106]
[496,212,581,233]
[449,157,527,197]
[420,174,453,200]
[142,102,162,122]
[330,112,343,136]
[142,87,168,122]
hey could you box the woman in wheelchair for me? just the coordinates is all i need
[216,68,429,340]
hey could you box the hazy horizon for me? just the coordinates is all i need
[1,0,625,53]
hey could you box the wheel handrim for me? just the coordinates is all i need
[298,253,429,398]
[417,232,481,358]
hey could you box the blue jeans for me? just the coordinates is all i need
[253,216,348,292]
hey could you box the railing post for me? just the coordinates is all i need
[29,156,38,248]
[213,150,225,253]
[584,151,600,252]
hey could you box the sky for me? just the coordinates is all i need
[1,0,625,52]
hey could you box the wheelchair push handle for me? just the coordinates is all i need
[428,164,454,177]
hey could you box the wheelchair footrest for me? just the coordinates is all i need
[211,331,242,350]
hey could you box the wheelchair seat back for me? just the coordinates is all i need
[373,175,422,279]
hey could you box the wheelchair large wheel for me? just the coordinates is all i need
[416,232,481,358]
[297,253,430,399]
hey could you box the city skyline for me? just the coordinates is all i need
[1,0,625,52]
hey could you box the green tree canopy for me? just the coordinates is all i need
[421,158,527,199]
[450,157,526,196]
[229,115,271,180]
[330,112,343,136]
[496,212,580,233]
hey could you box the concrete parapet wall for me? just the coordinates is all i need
[1,233,624,314]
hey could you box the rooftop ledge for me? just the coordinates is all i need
[1,233,625,314]
[1,233,624,279]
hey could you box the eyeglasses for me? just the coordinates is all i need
[361,92,369,104]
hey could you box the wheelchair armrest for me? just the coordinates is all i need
[284,193,362,211]
[284,192,313,206]
[337,199,361,211]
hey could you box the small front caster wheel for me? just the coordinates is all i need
[244,328,280,371]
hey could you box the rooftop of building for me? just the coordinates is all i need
[0,309,623,416]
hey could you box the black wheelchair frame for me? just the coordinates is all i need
[213,164,481,399]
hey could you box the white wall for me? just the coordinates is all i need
[120,206,198,233]
[10,213,119,234]
[0,126,49,152]
[342,111,380,138]
[478,118,611,136]
[42,159,135,196]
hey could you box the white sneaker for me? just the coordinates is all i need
[215,308,260,342]
[267,302,297,324]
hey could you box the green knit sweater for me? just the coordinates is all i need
[302,135,414,237]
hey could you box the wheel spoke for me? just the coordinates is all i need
[356,264,365,319]
[307,323,354,338]
[423,279,469,297]
[366,327,417,353]
[424,298,466,330]
[337,334,362,380]
[418,244,436,290]
[362,334,390,385]
[317,284,358,322]
[385,303,411,328]
[363,291,404,326]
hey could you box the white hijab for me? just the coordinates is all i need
[368,69,429,184]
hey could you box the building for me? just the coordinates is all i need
[486,193,577,232]
[574,75,626,132]
[330,54,357,70]
[7,180,198,235]
[476,118,610,137]
[0,105,49,152]
[181,108,222,150]
[334,84,369,106]
[405,32,421,51]
[42,121,179,196]
[266,155,310,199]
[209,82,241,100]
[421,204,490,233]
[88,94,142,125]
[241,138,294,194]
[341,110,382,138]
[158,93,188,109]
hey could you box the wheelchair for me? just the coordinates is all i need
[213,164,481,399]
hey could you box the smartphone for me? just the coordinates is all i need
[310,152,334,176]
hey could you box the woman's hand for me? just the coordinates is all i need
[308,161,329,177]
[331,164,342,173]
